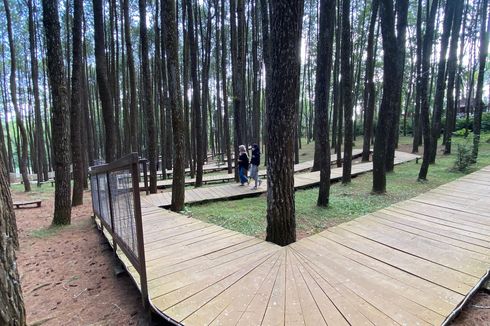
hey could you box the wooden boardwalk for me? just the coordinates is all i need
[144,150,415,208]
[144,149,364,189]
[96,165,490,325]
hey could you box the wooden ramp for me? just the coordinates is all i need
[145,149,364,190]
[144,150,416,208]
[97,166,490,325]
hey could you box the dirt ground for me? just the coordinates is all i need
[12,185,490,325]
[13,191,150,326]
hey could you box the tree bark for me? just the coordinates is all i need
[315,0,335,206]
[93,0,116,162]
[0,148,26,325]
[28,0,47,185]
[443,0,464,154]
[341,0,353,184]
[139,0,157,193]
[42,0,72,224]
[221,0,233,174]
[187,0,204,187]
[361,0,379,162]
[385,0,409,172]
[418,0,439,181]
[429,0,455,163]
[123,0,139,153]
[163,0,186,211]
[373,0,408,193]
[473,0,490,161]
[3,0,31,192]
[412,0,423,153]
[265,0,304,246]
[71,0,84,206]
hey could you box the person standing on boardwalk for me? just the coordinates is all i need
[238,145,249,186]
[249,144,262,190]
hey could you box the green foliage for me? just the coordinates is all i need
[452,129,467,137]
[452,142,474,172]
[454,112,490,133]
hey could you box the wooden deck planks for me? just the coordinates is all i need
[145,150,419,208]
[97,164,490,325]
[144,149,365,189]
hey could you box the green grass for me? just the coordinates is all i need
[186,134,490,238]
[29,219,93,239]
[10,182,56,198]
[30,225,66,238]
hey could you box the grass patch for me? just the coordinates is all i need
[29,219,93,239]
[10,182,56,197]
[30,225,66,238]
[186,135,490,238]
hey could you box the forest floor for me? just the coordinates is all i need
[10,134,490,325]
[13,192,150,325]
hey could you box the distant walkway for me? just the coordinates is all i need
[144,149,363,189]
[143,150,417,208]
[110,165,490,325]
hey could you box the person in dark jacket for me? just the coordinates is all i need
[237,145,249,186]
[249,144,262,190]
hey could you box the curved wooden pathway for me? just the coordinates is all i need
[144,150,416,208]
[100,158,490,325]
[143,149,364,190]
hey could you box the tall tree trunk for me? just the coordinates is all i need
[3,0,31,192]
[187,0,204,187]
[315,0,335,206]
[163,0,186,212]
[412,0,423,153]
[385,0,409,172]
[429,0,455,163]
[155,0,168,178]
[251,0,260,147]
[341,0,353,184]
[93,0,116,162]
[221,0,233,174]
[71,0,84,206]
[335,0,342,167]
[42,0,72,225]
[418,0,439,181]
[1,48,14,173]
[0,148,26,326]
[260,0,271,166]
[473,0,490,161]
[231,0,246,181]
[373,0,408,193]
[123,0,139,153]
[444,0,464,154]
[265,0,304,246]
[139,0,157,193]
[0,110,7,172]
[28,0,47,185]
[183,6,194,176]
[361,0,379,162]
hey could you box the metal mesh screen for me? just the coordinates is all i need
[91,175,100,216]
[109,169,138,259]
[97,173,111,228]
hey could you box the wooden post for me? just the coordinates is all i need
[132,157,148,309]
[106,171,117,253]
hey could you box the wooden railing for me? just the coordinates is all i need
[89,153,148,307]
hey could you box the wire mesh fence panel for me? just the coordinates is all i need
[98,173,111,228]
[89,153,148,306]
[109,169,138,260]
[91,175,100,217]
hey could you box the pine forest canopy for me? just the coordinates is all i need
[0,0,488,238]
